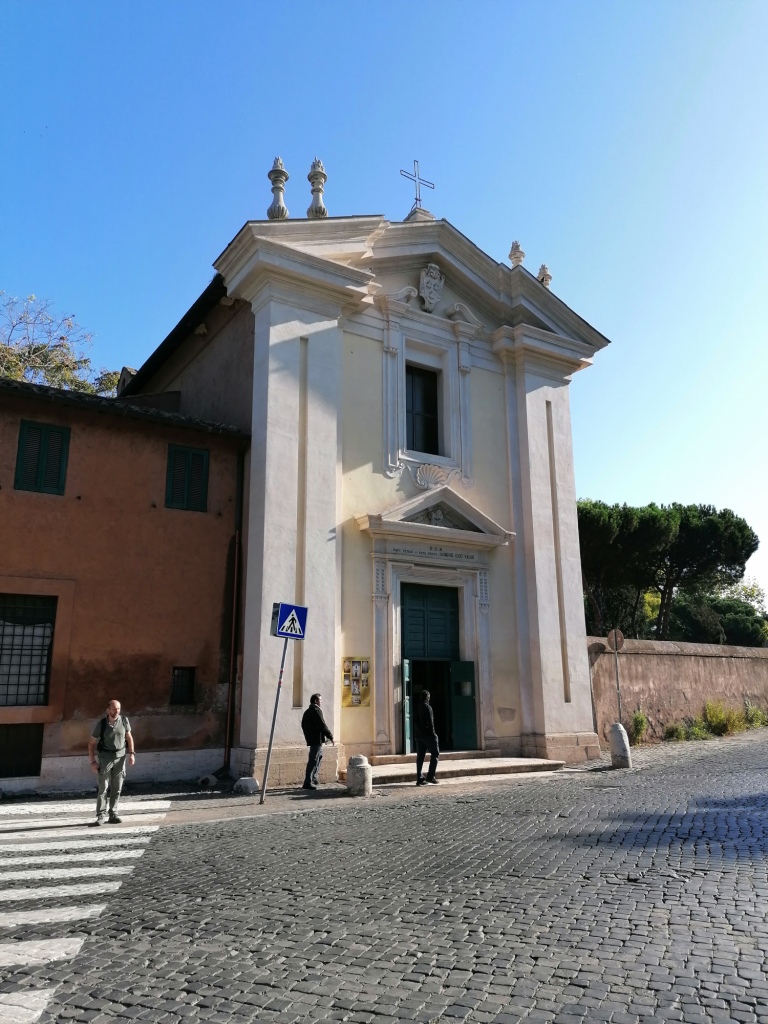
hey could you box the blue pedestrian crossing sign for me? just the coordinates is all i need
[270,602,308,640]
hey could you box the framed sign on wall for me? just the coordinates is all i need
[342,657,370,707]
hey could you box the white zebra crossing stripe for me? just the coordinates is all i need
[0,802,167,1024]
[0,881,122,902]
[0,938,84,967]
[0,906,105,929]
[0,801,171,816]
[0,813,165,833]
[0,849,143,866]
[0,826,158,848]
[1,865,134,882]
[0,989,56,1023]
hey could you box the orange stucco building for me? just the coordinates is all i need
[0,377,246,789]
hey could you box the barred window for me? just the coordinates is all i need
[170,666,196,705]
[14,421,70,495]
[165,445,209,512]
[0,594,57,706]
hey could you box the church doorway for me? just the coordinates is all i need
[401,582,477,754]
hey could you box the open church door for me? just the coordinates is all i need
[450,661,477,750]
[403,658,413,754]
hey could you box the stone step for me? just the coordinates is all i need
[338,756,564,786]
[370,749,501,766]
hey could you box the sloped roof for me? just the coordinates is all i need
[0,377,248,438]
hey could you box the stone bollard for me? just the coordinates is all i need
[346,755,372,797]
[609,723,632,769]
[233,777,260,795]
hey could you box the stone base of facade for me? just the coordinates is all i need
[232,744,344,788]
[0,748,227,795]
[519,732,602,764]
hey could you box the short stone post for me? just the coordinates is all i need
[609,723,632,769]
[346,754,372,797]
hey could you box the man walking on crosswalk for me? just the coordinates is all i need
[87,700,136,824]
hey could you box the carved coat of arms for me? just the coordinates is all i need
[419,263,445,313]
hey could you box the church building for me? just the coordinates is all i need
[115,158,610,784]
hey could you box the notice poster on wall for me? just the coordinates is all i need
[342,657,371,707]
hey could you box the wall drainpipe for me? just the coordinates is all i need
[219,446,245,778]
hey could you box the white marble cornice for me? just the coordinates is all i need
[491,324,595,377]
[505,266,610,353]
[356,517,508,550]
[215,235,372,312]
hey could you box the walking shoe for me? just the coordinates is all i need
[91,817,104,827]
[426,778,439,784]
[108,813,123,824]
[416,778,427,786]
[301,783,317,790]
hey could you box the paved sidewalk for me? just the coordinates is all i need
[1,730,767,1024]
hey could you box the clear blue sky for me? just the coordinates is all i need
[2,1,767,589]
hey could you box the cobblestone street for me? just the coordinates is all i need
[3,731,768,1024]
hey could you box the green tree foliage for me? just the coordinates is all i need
[578,499,676,637]
[649,505,758,638]
[0,292,118,396]
[578,500,760,641]
[668,592,768,647]
[717,577,767,616]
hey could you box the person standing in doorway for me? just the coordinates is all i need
[415,689,439,786]
[88,700,135,824]
[301,693,333,790]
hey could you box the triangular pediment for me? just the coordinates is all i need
[403,501,481,532]
[215,215,610,354]
[355,486,511,550]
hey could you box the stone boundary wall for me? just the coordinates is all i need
[588,637,768,743]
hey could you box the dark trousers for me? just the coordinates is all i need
[416,737,439,780]
[304,744,323,786]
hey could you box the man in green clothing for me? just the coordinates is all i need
[87,699,136,825]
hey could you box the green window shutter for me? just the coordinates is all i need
[14,422,69,495]
[187,450,209,512]
[14,422,43,490]
[166,446,188,508]
[39,426,70,494]
[166,445,209,511]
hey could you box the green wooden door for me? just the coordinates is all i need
[450,661,477,751]
[401,584,459,660]
[401,584,477,751]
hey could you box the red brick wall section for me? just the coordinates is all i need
[0,395,243,758]
[588,637,768,743]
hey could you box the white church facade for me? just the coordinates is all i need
[119,160,609,784]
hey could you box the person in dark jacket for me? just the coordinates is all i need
[414,689,439,785]
[301,693,333,789]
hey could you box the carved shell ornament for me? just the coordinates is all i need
[415,464,447,490]
[419,263,445,313]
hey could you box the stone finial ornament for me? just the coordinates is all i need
[419,262,445,313]
[307,157,328,219]
[537,264,552,289]
[267,157,289,220]
[509,241,525,267]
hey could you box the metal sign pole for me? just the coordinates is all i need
[259,636,289,805]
